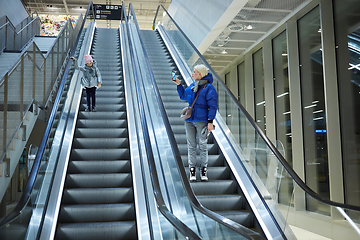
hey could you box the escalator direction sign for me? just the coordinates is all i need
[94,5,122,20]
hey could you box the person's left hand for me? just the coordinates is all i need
[208,123,215,132]
[173,78,181,86]
[97,82,101,88]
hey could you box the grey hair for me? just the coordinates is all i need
[194,64,208,78]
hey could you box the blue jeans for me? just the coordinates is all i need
[85,87,96,109]
[185,121,208,169]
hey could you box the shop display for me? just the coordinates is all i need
[40,14,78,36]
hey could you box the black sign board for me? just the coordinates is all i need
[94,4,122,20]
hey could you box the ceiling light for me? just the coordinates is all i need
[313,117,323,121]
[221,50,227,54]
[277,92,289,98]
[304,104,317,109]
[246,24,253,30]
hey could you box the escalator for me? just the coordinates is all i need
[54,28,137,240]
[2,2,360,240]
[140,30,263,235]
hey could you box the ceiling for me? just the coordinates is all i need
[21,0,311,74]
[200,0,310,73]
[21,0,172,29]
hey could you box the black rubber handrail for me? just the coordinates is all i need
[130,4,263,240]
[153,4,360,213]
[0,2,94,229]
[123,3,201,240]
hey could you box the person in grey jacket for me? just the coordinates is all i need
[71,55,102,111]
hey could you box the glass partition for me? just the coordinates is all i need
[153,5,360,239]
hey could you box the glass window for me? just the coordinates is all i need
[253,49,266,133]
[298,6,330,214]
[224,72,231,125]
[237,62,246,145]
[225,72,230,87]
[272,31,293,205]
[237,62,245,105]
[333,0,360,221]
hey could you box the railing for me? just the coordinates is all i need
[0,3,94,239]
[123,3,202,239]
[0,11,84,165]
[153,4,360,239]
[0,14,41,52]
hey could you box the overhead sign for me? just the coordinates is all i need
[94,4,122,20]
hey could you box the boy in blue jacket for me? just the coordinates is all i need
[173,64,218,181]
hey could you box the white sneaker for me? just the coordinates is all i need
[189,167,196,182]
[201,167,208,181]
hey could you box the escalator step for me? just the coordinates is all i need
[62,188,134,204]
[55,222,136,240]
[65,173,132,188]
[58,203,135,222]
[68,160,131,174]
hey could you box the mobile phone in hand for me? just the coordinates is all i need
[172,71,176,80]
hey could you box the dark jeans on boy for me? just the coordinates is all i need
[85,87,96,110]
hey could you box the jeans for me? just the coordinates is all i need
[85,87,96,109]
[185,121,208,169]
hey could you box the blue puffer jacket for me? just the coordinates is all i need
[177,72,218,123]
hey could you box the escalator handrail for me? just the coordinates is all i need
[123,3,201,240]
[153,4,360,213]
[0,2,94,229]
[129,4,263,240]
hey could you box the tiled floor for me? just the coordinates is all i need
[290,226,332,240]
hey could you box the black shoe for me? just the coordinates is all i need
[189,167,196,182]
[201,167,208,181]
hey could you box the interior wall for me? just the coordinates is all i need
[0,0,29,26]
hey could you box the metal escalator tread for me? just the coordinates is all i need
[55,28,137,240]
[141,30,262,234]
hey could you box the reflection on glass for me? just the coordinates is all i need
[333,0,360,222]
[298,6,330,214]
[272,31,293,205]
[253,49,266,133]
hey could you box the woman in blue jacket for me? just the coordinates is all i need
[173,64,218,181]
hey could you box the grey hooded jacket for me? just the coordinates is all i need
[73,58,102,88]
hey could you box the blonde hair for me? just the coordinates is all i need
[194,64,208,79]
